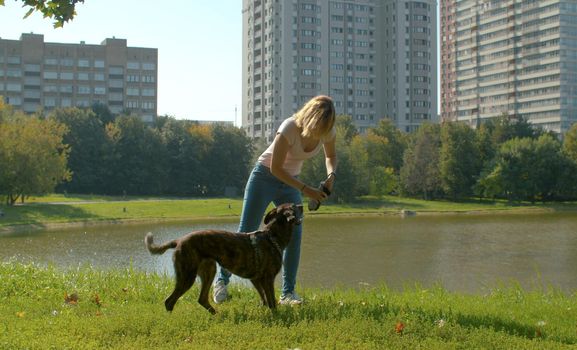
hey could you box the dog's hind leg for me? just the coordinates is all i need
[250,278,268,306]
[197,259,217,314]
[165,252,197,312]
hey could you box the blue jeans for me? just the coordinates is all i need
[216,162,303,295]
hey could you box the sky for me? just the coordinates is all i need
[0,0,242,124]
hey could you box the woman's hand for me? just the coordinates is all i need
[323,172,335,192]
[302,185,329,202]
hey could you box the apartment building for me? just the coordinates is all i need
[242,0,437,142]
[0,33,158,122]
[441,0,577,134]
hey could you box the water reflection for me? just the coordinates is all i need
[1,213,577,293]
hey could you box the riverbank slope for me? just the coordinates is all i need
[1,194,576,233]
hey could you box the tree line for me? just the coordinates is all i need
[300,115,577,204]
[1,101,577,205]
[0,102,252,205]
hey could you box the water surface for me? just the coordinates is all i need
[1,212,576,293]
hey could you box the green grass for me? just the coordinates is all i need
[1,262,576,349]
[2,194,574,231]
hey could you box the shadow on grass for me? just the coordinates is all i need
[219,296,575,345]
[0,204,103,233]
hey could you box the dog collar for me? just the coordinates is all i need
[267,236,283,257]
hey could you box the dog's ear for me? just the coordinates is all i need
[263,206,279,225]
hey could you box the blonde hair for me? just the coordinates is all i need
[294,95,336,138]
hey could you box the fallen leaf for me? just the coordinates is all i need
[16,311,25,318]
[395,322,405,334]
[93,293,102,307]
[64,292,79,305]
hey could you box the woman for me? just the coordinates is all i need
[213,95,338,305]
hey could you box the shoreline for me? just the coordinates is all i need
[0,206,559,234]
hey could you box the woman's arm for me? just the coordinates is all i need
[270,133,328,202]
[322,137,338,192]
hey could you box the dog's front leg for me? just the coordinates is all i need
[261,278,277,309]
[250,278,268,306]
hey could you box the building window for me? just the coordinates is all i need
[94,86,106,95]
[6,56,21,64]
[44,58,58,65]
[60,72,74,80]
[126,88,140,96]
[109,66,124,75]
[6,69,22,77]
[43,71,58,80]
[76,99,90,107]
[44,98,57,107]
[142,101,155,109]
[60,58,74,67]
[141,88,155,97]
[127,61,140,70]
[142,75,155,83]
[78,86,91,94]
[109,80,124,88]
[43,85,58,93]
[6,83,22,92]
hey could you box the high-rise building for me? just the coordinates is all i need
[440,0,457,123]
[242,0,438,142]
[441,0,577,134]
[0,33,158,122]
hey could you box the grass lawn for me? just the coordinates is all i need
[1,262,576,349]
[2,196,577,348]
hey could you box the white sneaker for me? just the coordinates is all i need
[279,292,303,305]
[212,280,229,304]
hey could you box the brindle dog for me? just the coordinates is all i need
[145,203,302,314]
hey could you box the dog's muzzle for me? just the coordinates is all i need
[293,204,304,225]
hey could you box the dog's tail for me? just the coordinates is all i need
[145,233,177,255]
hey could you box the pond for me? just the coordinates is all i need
[1,212,577,293]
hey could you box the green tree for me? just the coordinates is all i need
[300,115,358,203]
[50,107,111,194]
[334,115,358,145]
[0,112,70,205]
[475,121,497,169]
[439,122,481,199]
[1,0,85,27]
[91,102,115,126]
[159,118,206,196]
[204,124,253,196]
[369,119,407,172]
[348,133,377,196]
[330,120,358,203]
[532,134,574,201]
[399,123,442,199]
[104,115,167,195]
[369,166,397,197]
[563,123,577,164]
[478,135,568,202]
[485,114,538,145]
